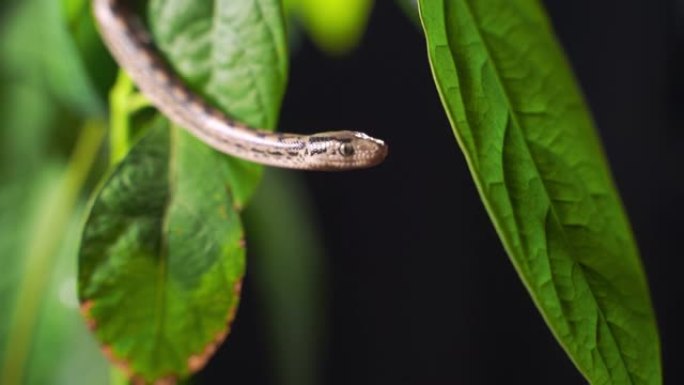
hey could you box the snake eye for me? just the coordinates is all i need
[339,143,355,157]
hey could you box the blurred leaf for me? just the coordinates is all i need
[1,122,107,385]
[0,1,19,21]
[79,0,289,381]
[0,170,60,368]
[0,0,109,175]
[285,0,373,55]
[61,0,118,103]
[0,84,57,180]
[0,3,63,178]
[62,0,87,19]
[79,120,246,382]
[26,202,111,385]
[395,0,419,26]
[245,170,328,385]
[0,0,104,116]
[419,1,661,384]
[0,172,110,385]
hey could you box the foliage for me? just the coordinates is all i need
[0,0,111,383]
[0,0,662,384]
[78,0,287,381]
[284,0,374,55]
[0,0,332,383]
[418,1,661,383]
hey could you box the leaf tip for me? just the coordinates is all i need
[104,344,179,385]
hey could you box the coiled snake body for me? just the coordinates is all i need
[93,0,388,170]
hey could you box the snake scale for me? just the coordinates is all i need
[93,0,388,170]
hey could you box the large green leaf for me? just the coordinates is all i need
[79,0,288,382]
[79,120,246,382]
[149,0,288,205]
[418,1,661,384]
[149,0,288,129]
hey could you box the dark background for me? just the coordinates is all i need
[204,1,683,384]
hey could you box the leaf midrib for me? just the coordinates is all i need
[151,126,175,373]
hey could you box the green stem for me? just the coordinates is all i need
[109,70,151,165]
[0,120,105,385]
[110,71,133,164]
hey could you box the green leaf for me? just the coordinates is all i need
[79,120,246,382]
[149,0,288,130]
[61,0,119,105]
[418,1,661,384]
[0,0,105,116]
[79,1,289,381]
[149,0,289,205]
[245,170,328,385]
[284,0,373,55]
[1,122,107,385]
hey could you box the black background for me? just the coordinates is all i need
[202,1,683,384]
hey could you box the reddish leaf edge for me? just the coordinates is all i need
[80,279,244,384]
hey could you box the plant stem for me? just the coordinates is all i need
[109,70,150,165]
[109,71,134,165]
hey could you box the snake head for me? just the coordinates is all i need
[306,131,388,171]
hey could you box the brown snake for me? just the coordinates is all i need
[93,0,388,170]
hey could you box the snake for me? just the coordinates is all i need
[93,0,388,171]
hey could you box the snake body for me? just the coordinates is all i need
[93,0,387,170]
